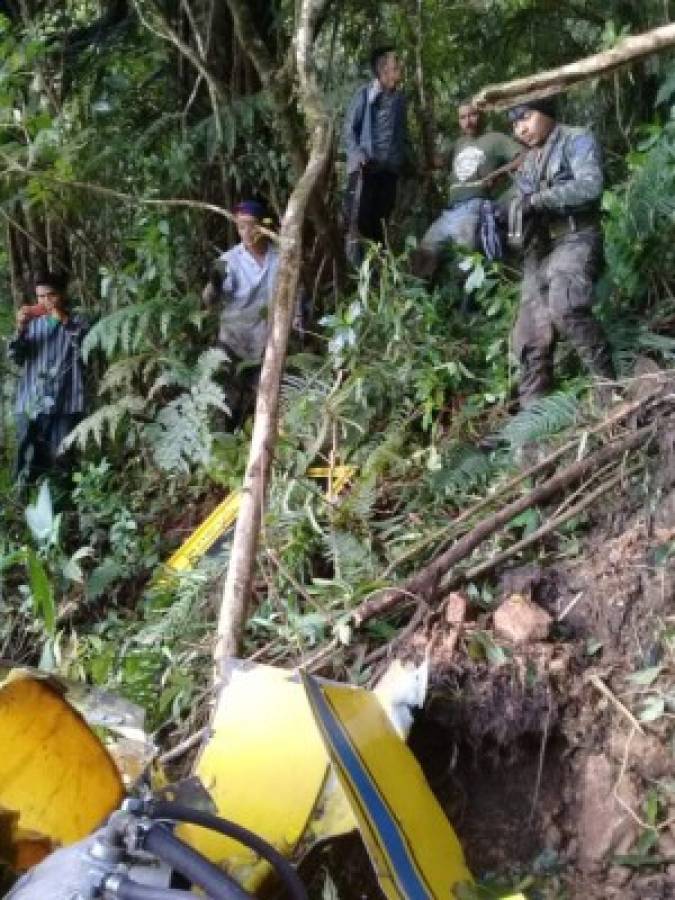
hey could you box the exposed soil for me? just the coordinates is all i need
[307,441,675,898]
[410,476,675,898]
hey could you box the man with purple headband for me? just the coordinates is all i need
[203,200,279,363]
[202,200,282,423]
[507,97,615,406]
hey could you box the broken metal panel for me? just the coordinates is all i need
[0,672,124,848]
[301,671,473,900]
[179,661,329,891]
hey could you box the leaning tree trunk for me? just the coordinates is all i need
[214,0,333,674]
[473,22,675,110]
[226,0,345,274]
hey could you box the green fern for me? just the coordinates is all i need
[83,298,198,361]
[602,317,675,376]
[138,571,210,645]
[336,472,377,522]
[321,528,376,583]
[61,396,146,452]
[498,392,579,449]
[143,349,229,472]
[430,444,495,498]
[83,300,162,360]
[147,367,191,400]
[98,354,157,396]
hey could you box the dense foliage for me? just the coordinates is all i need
[1,0,675,739]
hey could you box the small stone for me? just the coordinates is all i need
[577,753,640,871]
[493,593,552,644]
[444,592,468,626]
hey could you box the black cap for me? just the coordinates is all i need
[371,45,396,75]
[508,97,558,122]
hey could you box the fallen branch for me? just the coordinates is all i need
[383,395,650,578]
[443,463,640,589]
[473,23,675,111]
[352,425,653,627]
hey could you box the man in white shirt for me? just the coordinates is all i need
[203,200,279,363]
[202,200,280,425]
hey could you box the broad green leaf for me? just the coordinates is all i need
[25,480,54,544]
[639,696,665,722]
[26,549,55,635]
[628,666,662,687]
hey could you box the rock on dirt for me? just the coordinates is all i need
[576,752,640,871]
[494,593,552,644]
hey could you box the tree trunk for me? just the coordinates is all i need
[214,0,333,674]
[226,0,345,278]
[473,23,675,110]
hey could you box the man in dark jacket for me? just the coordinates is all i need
[509,98,614,405]
[9,271,88,482]
[343,46,410,264]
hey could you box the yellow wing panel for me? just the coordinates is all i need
[180,663,329,891]
[162,467,355,576]
[302,672,473,900]
[0,673,124,846]
[164,492,241,573]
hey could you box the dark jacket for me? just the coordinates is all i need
[517,124,603,216]
[343,80,409,175]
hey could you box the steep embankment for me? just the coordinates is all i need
[366,370,675,898]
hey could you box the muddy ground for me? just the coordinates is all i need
[305,446,675,899]
[418,475,675,897]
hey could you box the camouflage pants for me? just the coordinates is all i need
[513,228,614,404]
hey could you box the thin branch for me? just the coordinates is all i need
[4,164,233,219]
[132,0,224,141]
[0,207,50,257]
[446,463,640,589]
[383,397,650,578]
[352,426,654,628]
[474,23,675,111]
[224,0,280,92]
[214,0,333,672]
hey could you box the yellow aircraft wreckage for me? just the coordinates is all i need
[162,466,356,576]
[0,662,526,900]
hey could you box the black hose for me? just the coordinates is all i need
[143,823,251,900]
[107,878,197,900]
[145,800,308,900]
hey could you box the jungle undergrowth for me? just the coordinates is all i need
[2,98,675,739]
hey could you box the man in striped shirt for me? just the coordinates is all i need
[9,271,88,483]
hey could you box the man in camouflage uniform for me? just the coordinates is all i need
[508,98,614,405]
